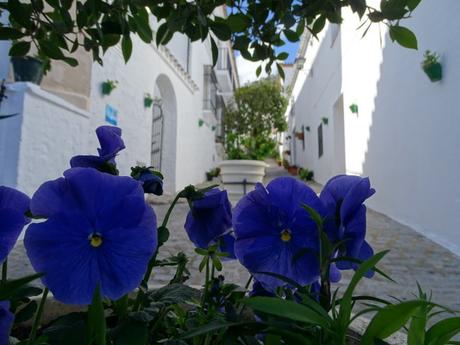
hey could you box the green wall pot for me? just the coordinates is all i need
[423,62,442,82]
[144,98,153,108]
[101,82,113,95]
[11,57,44,84]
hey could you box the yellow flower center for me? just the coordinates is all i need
[280,229,291,242]
[89,233,103,248]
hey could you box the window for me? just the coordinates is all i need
[318,123,323,158]
[203,65,219,117]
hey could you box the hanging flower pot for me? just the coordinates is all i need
[421,51,442,82]
[11,56,45,84]
[144,93,154,108]
[294,131,304,140]
[101,80,118,95]
[322,117,329,125]
[284,149,291,156]
[198,119,204,127]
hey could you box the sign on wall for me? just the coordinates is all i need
[105,104,118,125]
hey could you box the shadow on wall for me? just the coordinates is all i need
[360,0,460,254]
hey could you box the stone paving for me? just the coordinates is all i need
[7,161,460,311]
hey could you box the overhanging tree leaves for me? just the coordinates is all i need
[0,0,422,70]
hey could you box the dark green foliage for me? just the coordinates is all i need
[299,168,314,182]
[224,79,287,160]
[0,0,422,72]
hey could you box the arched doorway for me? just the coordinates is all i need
[152,74,177,193]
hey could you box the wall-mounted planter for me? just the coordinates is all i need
[294,131,304,140]
[421,51,442,82]
[423,63,442,82]
[144,94,154,108]
[198,119,204,127]
[101,80,118,95]
[11,56,44,85]
[305,126,310,132]
[322,117,329,125]
[284,150,291,156]
[349,103,359,114]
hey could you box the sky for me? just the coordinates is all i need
[236,40,300,85]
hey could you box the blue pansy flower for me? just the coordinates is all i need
[139,171,163,195]
[233,177,325,291]
[216,232,236,260]
[0,186,30,263]
[0,301,13,345]
[320,175,375,276]
[70,126,125,171]
[24,168,157,305]
[184,188,232,249]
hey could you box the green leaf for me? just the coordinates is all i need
[338,251,389,330]
[227,14,249,32]
[63,57,78,67]
[9,41,31,57]
[407,0,422,11]
[210,37,218,66]
[156,22,169,46]
[350,0,367,17]
[0,273,43,300]
[86,286,106,345]
[149,284,198,307]
[311,15,326,36]
[276,63,285,80]
[39,40,65,59]
[256,65,262,77]
[181,320,260,339]
[43,312,87,345]
[15,300,38,323]
[0,27,24,40]
[284,30,299,43]
[389,25,418,50]
[361,300,430,345]
[133,8,153,43]
[425,317,460,345]
[277,52,289,61]
[111,318,148,345]
[241,297,331,328]
[407,304,428,345]
[157,226,170,247]
[121,35,132,63]
[210,20,231,41]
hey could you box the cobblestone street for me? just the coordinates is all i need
[8,161,460,310]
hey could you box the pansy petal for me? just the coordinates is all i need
[24,213,100,305]
[354,241,375,278]
[96,126,125,159]
[0,209,27,262]
[217,233,236,260]
[184,189,232,248]
[341,177,375,224]
[0,301,13,345]
[0,186,30,217]
[233,185,279,239]
[98,206,156,300]
[70,155,106,169]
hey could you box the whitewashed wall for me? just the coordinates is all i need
[288,0,460,255]
[89,34,220,193]
[0,83,90,196]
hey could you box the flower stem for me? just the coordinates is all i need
[201,256,210,305]
[29,287,49,344]
[1,260,7,284]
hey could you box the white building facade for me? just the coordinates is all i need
[284,0,460,255]
[0,7,239,196]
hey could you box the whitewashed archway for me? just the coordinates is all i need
[152,74,177,193]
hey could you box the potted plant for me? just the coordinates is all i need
[205,167,220,181]
[11,55,50,85]
[421,50,442,82]
[144,93,154,108]
[299,167,314,181]
[294,131,304,140]
[101,80,118,95]
[220,79,288,197]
